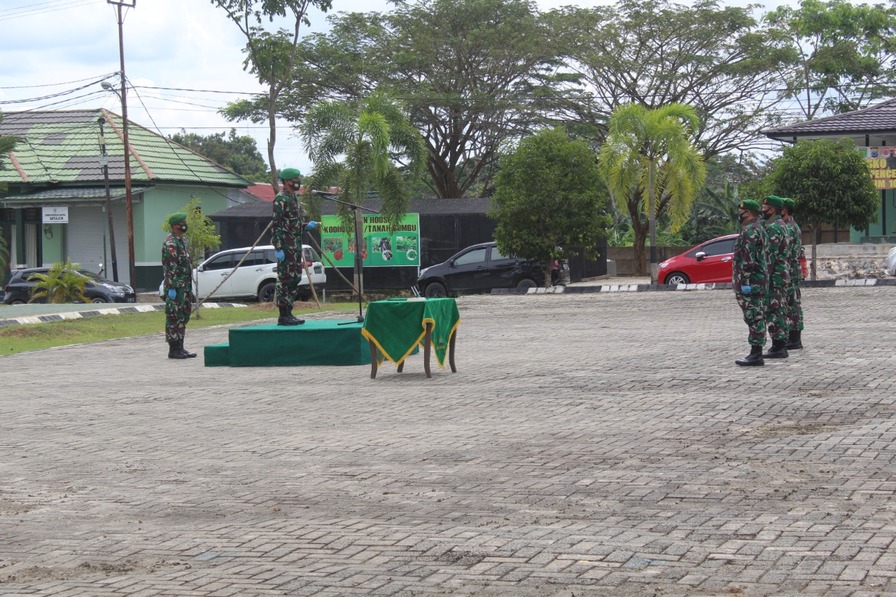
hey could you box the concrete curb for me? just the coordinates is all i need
[0,302,247,327]
[491,277,896,295]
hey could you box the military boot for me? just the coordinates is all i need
[179,340,197,358]
[735,344,764,367]
[277,304,303,326]
[168,340,189,359]
[287,305,305,325]
[763,340,789,359]
[786,330,803,350]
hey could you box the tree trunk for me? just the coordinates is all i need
[627,193,649,276]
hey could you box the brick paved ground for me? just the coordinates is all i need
[1,287,895,596]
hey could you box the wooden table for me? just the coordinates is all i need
[361,298,460,379]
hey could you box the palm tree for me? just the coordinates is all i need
[28,259,88,303]
[598,103,707,283]
[300,92,426,295]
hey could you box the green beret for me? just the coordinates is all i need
[168,212,187,226]
[279,167,301,180]
[781,197,795,211]
[762,195,784,208]
[739,200,761,213]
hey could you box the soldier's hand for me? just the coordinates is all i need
[305,220,318,231]
[275,249,285,261]
[167,288,177,300]
[740,285,752,295]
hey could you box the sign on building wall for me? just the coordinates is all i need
[320,213,420,267]
[865,147,896,190]
[42,206,69,223]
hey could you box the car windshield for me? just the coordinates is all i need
[76,270,104,281]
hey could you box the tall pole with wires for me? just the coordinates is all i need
[97,116,119,282]
[109,0,136,287]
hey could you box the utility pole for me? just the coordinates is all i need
[108,0,136,287]
[97,117,119,282]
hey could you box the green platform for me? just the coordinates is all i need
[205,319,372,367]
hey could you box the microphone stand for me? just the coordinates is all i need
[311,190,380,324]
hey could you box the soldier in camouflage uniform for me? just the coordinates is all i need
[733,200,769,366]
[781,198,804,350]
[761,195,792,359]
[162,212,196,359]
[271,168,317,326]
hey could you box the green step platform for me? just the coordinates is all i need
[205,319,372,367]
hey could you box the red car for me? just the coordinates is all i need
[657,234,808,285]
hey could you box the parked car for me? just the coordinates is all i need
[160,245,326,302]
[413,241,559,297]
[2,267,136,304]
[658,233,808,285]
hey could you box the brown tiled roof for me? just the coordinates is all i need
[763,98,896,141]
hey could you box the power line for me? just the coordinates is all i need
[0,0,103,23]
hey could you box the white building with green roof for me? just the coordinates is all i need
[0,109,252,290]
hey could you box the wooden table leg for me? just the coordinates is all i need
[448,330,457,373]
[423,322,432,378]
[368,340,378,379]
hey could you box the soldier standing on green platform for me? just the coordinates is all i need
[781,198,804,350]
[733,200,769,367]
[761,195,792,359]
[162,212,197,360]
[271,168,318,326]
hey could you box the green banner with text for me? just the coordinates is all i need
[320,213,420,267]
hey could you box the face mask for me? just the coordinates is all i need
[737,212,748,223]
[761,210,772,220]
[180,224,188,233]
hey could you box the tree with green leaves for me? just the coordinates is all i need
[765,0,896,118]
[300,93,426,228]
[557,0,789,157]
[490,127,611,287]
[171,128,268,181]
[598,103,707,283]
[28,259,88,304]
[290,0,566,198]
[212,0,332,190]
[768,138,878,280]
[300,93,425,296]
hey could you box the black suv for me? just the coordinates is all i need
[414,241,556,298]
[2,267,137,305]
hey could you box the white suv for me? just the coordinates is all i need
[161,245,326,302]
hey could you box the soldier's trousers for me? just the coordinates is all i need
[165,293,192,343]
[275,254,304,307]
[766,285,790,341]
[736,292,766,347]
[787,284,804,331]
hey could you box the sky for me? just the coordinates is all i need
[0,0,785,180]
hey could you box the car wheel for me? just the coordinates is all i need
[516,278,537,291]
[424,282,446,298]
[91,297,108,304]
[10,298,26,305]
[664,272,690,285]
[258,282,276,302]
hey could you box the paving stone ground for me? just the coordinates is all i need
[1,287,895,596]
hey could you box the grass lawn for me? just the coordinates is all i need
[0,301,360,356]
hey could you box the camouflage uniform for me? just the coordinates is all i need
[162,232,193,344]
[763,214,792,343]
[271,189,305,307]
[784,218,804,332]
[733,219,768,346]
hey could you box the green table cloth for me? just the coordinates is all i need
[361,298,460,368]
